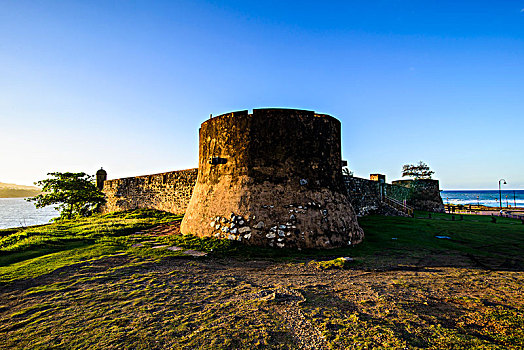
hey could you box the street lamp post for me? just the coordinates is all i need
[499,179,507,212]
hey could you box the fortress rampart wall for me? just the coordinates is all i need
[100,168,198,214]
[384,183,413,203]
[344,177,412,216]
[344,177,382,216]
[100,169,441,219]
[392,179,444,212]
[102,169,442,216]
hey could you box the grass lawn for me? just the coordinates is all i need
[0,210,522,349]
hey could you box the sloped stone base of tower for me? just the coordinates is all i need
[181,175,363,249]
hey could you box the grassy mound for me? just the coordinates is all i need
[0,210,238,283]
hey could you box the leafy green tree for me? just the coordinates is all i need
[28,172,106,220]
[402,161,434,180]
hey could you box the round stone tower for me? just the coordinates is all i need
[180,108,364,248]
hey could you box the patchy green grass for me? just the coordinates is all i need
[0,210,182,283]
[0,209,523,349]
[0,210,242,283]
[228,210,524,271]
[352,211,524,270]
[311,257,354,270]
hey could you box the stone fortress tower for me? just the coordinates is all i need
[180,108,364,249]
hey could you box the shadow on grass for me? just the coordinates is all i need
[0,240,92,267]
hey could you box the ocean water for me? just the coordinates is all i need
[0,198,58,229]
[441,190,524,208]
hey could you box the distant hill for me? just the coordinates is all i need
[0,182,41,198]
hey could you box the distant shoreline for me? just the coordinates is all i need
[0,195,39,199]
[0,182,41,198]
[0,190,41,199]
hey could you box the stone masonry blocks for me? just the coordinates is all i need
[101,169,198,214]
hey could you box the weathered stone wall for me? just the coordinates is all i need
[181,109,364,249]
[344,177,412,216]
[383,183,411,203]
[100,169,198,214]
[391,179,445,212]
[345,177,442,214]
[344,177,382,216]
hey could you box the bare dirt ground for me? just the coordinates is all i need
[1,253,522,349]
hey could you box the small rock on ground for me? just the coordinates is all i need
[183,250,207,257]
[167,246,183,251]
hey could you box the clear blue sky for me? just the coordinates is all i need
[1,1,523,189]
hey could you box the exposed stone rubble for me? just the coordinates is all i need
[208,200,365,249]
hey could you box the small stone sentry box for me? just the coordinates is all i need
[96,168,107,191]
[180,108,364,248]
